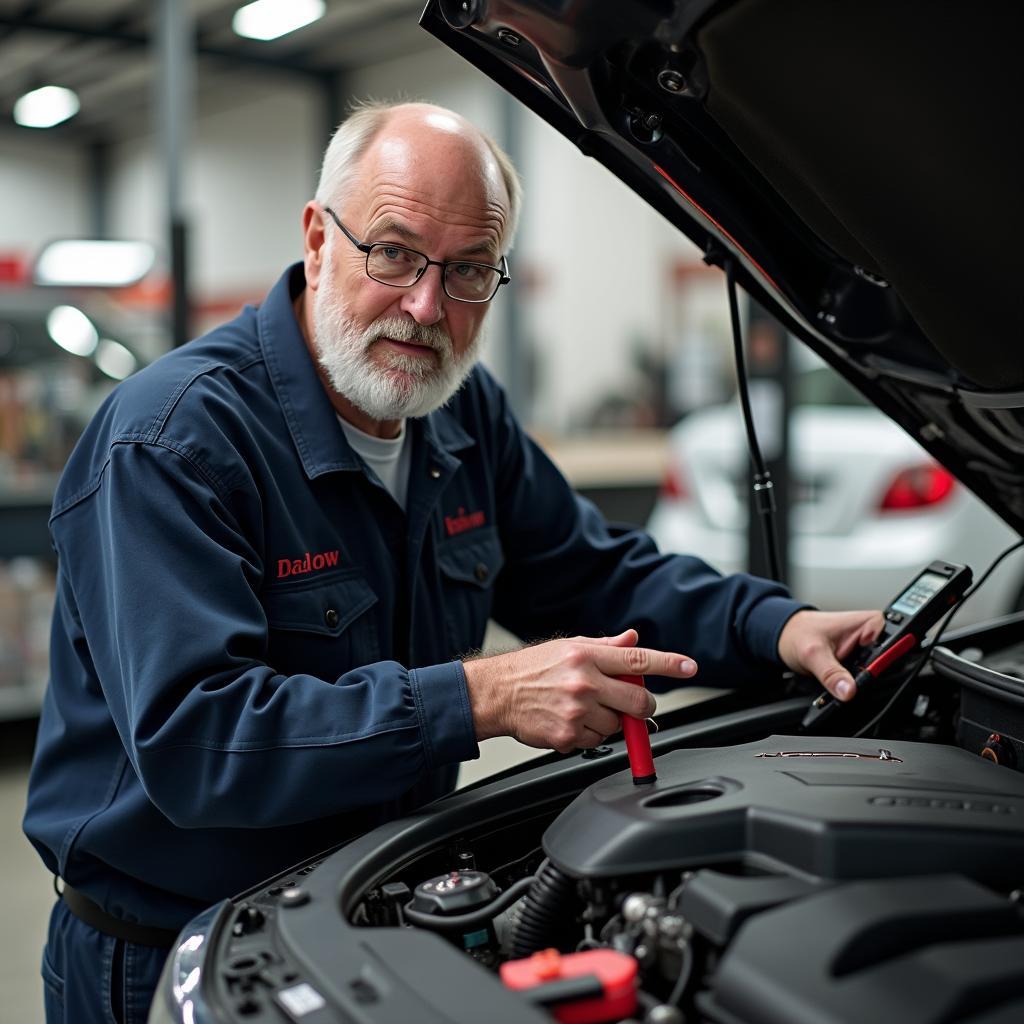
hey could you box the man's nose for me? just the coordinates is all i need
[398,265,445,325]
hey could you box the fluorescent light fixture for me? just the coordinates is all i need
[35,239,156,288]
[47,305,98,357]
[13,85,80,128]
[95,339,138,380]
[232,0,325,41]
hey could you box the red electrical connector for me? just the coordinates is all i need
[500,948,639,1024]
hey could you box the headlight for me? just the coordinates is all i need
[148,902,228,1024]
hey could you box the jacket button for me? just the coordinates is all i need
[429,466,441,479]
[474,562,489,583]
[324,608,339,628]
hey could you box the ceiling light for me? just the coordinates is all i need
[34,240,156,288]
[234,0,325,39]
[47,306,98,357]
[232,0,325,41]
[95,339,138,381]
[13,85,80,128]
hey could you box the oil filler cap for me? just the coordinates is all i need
[500,948,638,1023]
[410,870,498,916]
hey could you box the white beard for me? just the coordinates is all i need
[312,253,484,422]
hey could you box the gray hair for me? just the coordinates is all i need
[314,99,522,253]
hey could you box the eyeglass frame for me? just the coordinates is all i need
[322,206,511,303]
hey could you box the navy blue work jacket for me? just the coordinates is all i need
[24,264,804,930]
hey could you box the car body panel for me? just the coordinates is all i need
[647,402,1023,619]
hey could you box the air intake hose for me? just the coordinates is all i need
[509,859,578,958]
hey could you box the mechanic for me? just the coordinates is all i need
[24,101,882,1023]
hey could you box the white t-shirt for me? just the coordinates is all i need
[337,416,412,510]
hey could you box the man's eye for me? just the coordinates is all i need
[379,246,410,263]
[452,263,483,280]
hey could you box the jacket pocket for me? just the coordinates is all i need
[437,528,505,653]
[264,570,380,677]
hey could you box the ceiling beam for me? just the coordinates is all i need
[0,0,59,46]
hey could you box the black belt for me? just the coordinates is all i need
[58,881,180,949]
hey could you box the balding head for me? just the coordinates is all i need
[315,101,521,253]
[300,101,518,437]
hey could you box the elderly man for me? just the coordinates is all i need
[25,102,880,1021]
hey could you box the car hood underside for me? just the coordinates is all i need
[421,0,1024,534]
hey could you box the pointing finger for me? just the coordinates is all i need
[590,643,698,683]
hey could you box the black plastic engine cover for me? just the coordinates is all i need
[701,874,1024,1024]
[543,735,1024,885]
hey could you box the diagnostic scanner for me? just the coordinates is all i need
[801,559,972,732]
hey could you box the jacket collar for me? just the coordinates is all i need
[259,263,475,481]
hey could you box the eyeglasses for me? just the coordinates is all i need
[323,206,511,304]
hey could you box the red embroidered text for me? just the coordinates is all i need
[444,507,486,537]
[277,549,340,578]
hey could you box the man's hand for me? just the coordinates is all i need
[462,629,698,752]
[777,609,885,701]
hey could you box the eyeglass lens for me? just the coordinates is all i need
[366,244,500,301]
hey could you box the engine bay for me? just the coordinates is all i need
[516,735,1024,1022]
[351,735,1024,1024]
[178,618,1024,1024]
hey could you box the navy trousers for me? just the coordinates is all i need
[42,900,169,1024]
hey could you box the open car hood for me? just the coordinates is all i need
[421,0,1024,535]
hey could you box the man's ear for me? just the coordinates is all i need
[301,202,327,291]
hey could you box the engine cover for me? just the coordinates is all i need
[543,735,1024,886]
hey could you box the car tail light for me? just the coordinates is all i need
[659,463,689,501]
[879,464,956,510]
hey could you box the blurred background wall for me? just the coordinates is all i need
[2,27,715,433]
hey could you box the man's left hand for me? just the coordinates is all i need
[777,609,885,701]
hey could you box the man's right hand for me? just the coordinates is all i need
[461,629,698,753]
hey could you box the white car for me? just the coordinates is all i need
[647,363,1024,623]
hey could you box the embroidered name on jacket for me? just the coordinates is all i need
[444,507,486,537]
[277,550,340,578]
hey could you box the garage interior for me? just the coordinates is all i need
[2,2,1022,1021]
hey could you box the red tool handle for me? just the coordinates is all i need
[619,675,656,784]
[852,633,919,692]
[860,632,918,681]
